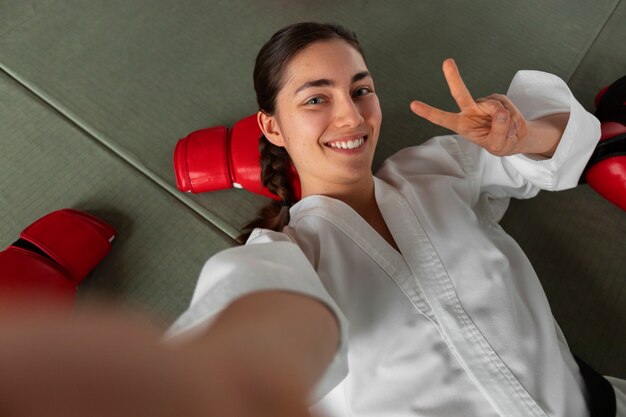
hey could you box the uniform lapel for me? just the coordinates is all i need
[290,194,436,321]
[373,177,548,417]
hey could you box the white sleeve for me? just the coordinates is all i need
[377,70,600,222]
[458,70,600,199]
[164,230,349,403]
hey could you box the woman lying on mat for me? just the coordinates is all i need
[1,21,623,417]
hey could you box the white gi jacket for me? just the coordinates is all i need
[168,71,625,416]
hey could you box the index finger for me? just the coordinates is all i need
[442,58,475,111]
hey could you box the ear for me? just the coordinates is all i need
[257,110,285,147]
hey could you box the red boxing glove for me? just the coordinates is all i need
[174,114,301,201]
[0,209,116,309]
[582,76,626,211]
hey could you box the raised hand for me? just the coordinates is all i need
[410,58,528,156]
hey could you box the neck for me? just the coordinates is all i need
[301,175,399,252]
[301,175,378,220]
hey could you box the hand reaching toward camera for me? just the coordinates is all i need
[0,299,317,417]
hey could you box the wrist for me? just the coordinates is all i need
[516,114,569,157]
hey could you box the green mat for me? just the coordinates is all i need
[1,0,624,377]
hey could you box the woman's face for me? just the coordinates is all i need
[258,39,382,197]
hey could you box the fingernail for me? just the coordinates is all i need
[496,113,507,121]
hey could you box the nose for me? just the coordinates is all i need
[333,95,365,129]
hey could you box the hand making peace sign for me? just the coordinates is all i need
[410,59,528,157]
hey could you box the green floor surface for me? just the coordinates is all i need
[0,71,233,321]
[1,0,624,376]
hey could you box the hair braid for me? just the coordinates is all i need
[236,135,296,244]
[261,136,296,203]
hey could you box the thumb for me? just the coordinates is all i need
[491,110,511,138]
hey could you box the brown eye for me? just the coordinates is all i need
[353,87,372,97]
[306,97,325,105]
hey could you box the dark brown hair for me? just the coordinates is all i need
[236,22,365,244]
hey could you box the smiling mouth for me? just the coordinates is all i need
[325,135,368,150]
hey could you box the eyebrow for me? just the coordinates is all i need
[293,71,371,95]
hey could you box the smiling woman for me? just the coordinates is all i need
[236,24,384,244]
[0,20,622,417]
[259,39,380,194]
[166,21,625,417]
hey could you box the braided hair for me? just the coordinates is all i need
[236,135,296,244]
[236,22,364,244]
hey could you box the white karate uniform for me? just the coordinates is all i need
[168,70,625,416]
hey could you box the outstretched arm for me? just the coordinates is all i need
[177,290,340,414]
[410,58,569,158]
[0,290,339,417]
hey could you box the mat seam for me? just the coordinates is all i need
[0,62,238,243]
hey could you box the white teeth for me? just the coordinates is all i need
[329,137,365,150]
